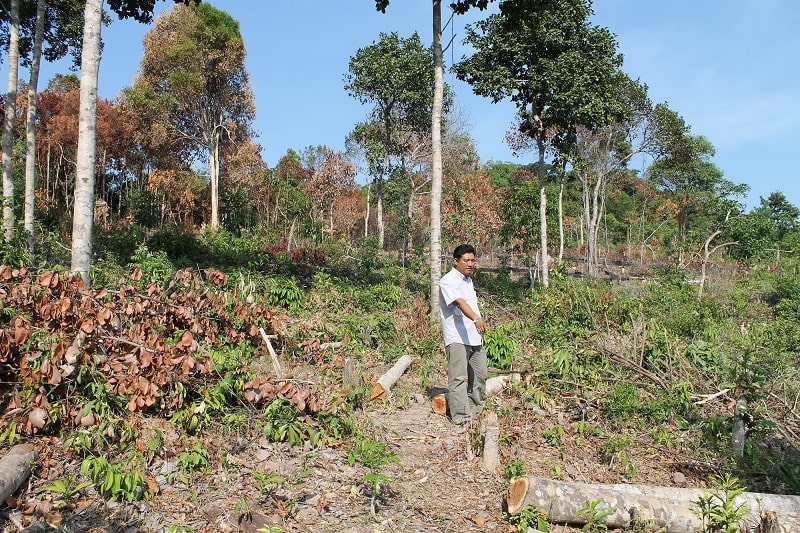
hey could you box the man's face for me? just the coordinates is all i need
[454,252,477,277]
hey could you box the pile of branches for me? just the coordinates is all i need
[0,265,334,436]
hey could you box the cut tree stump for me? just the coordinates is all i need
[369,354,412,401]
[506,476,800,532]
[480,413,500,473]
[431,373,520,415]
[0,443,38,503]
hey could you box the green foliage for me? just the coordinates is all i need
[267,277,305,312]
[261,399,324,447]
[176,443,210,474]
[347,435,399,470]
[576,499,616,531]
[81,456,151,502]
[338,311,396,351]
[504,460,527,480]
[351,281,404,311]
[36,475,93,508]
[506,505,549,533]
[130,244,176,285]
[0,227,32,267]
[542,425,565,447]
[691,474,749,533]
[483,326,518,369]
[146,225,205,265]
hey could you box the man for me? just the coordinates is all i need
[438,244,487,425]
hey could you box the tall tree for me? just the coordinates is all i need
[132,2,253,232]
[71,0,197,281]
[374,0,490,319]
[647,105,745,263]
[70,0,102,279]
[760,191,799,241]
[453,0,628,286]
[344,31,439,249]
[23,0,46,253]
[2,0,20,241]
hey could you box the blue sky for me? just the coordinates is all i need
[5,0,799,210]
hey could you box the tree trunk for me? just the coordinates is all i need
[23,0,46,254]
[209,134,220,232]
[0,443,38,504]
[376,178,384,249]
[536,135,549,287]
[557,176,564,264]
[429,0,444,322]
[2,0,20,242]
[506,476,800,532]
[70,0,103,283]
[364,181,371,237]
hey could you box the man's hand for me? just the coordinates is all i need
[473,317,487,334]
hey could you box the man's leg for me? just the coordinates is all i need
[446,343,471,424]
[467,345,488,416]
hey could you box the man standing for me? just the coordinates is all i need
[439,244,487,425]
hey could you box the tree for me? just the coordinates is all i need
[344,31,439,250]
[70,0,102,279]
[647,105,746,263]
[71,0,198,281]
[2,0,20,241]
[133,2,254,233]
[304,148,356,239]
[454,0,629,286]
[760,191,799,241]
[23,0,45,253]
[569,77,651,276]
[374,0,493,320]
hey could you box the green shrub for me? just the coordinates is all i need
[483,327,517,369]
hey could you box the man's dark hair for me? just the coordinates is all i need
[453,244,477,259]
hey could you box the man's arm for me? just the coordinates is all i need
[451,297,486,334]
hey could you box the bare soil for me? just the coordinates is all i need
[3,352,719,533]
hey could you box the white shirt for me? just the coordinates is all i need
[439,267,482,347]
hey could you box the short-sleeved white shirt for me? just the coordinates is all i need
[439,267,482,347]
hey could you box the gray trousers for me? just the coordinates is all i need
[446,343,487,424]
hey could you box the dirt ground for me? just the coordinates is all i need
[2,353,713,533]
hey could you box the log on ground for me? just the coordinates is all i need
[431,373,520,415]
[0,444,39,503]
[506,476,800,532]
[369,354,412,400]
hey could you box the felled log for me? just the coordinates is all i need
[506,476,800,532]
[431,373,520,415]
[0,444,39,503]
[369,354,412,401]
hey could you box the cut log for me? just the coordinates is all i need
[369,354,412,401]
[0,443,38,503]
[481,413,500,473]
[485,373,521,396]
[431,373,520,415]
[506,476,800,532]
